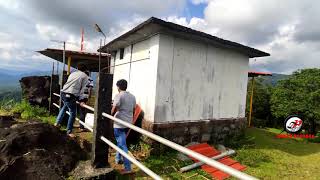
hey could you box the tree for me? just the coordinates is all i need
[271,68,320,134]
[246,78,272,127]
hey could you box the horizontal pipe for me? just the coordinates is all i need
[53,103,93,132]
[53,92,94,112]
[100,136,162,180]
[53,99,257,179]
[179,149,236,172]
[52,103,159,179]
[102,112,257,180]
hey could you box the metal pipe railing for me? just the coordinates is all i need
[52,99,161,179]
[53,103,93,132]
[102,112,258,180]
[52,92,257,180]
[100,136,162,180]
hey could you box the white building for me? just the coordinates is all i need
[102,17,269,144]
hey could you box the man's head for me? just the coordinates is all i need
[77,63,88,72]
[116,79,127,92]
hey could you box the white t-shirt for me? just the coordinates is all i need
[113,91,136,128]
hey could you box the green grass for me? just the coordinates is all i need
[0,99,56,124]
[136,151,211,180]
[233,128,320,179]
[137,128,320,180]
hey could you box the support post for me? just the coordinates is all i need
[67,56,72,75]
[59,41,66,109]
[92,72,113,168]
[248,76,255,127]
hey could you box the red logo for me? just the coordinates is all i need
[285,116,303,133]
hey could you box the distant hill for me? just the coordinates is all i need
[258,73,290,86]
[0,72,20,90]
[0,70,51,91]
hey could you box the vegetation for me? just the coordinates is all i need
[0,99,56,124]
[232,128,320,179]
[246,78,273,127]
[0,89,21,101]
[247,68,320,133]
[271,69,320,133]
[135,127,320,179]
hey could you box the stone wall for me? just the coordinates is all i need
[142,118,247,146]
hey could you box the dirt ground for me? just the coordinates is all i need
[0,118,87,180]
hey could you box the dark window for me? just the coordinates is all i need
[120,48,124,60]
[112,51,117,60]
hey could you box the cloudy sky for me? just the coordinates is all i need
[0,0,319,74]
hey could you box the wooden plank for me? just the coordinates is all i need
[91,73,113,168]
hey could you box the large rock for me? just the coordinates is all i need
[19,76,51,107]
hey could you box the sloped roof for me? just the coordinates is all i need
[101,17,270,58]
[248,71,272,77]
[37,48,110,72]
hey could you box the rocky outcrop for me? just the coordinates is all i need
[19,76,51,107]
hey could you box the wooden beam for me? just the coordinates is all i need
[92,73,113,168]
[248,77,255,127]
[67,56,72,75]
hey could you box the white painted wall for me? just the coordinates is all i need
[154,34,249,123]
[112,33,249,124]
[112,35,160,122]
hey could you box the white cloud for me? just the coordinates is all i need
[1,0,320,74]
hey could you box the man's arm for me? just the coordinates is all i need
[112,94,121,116]
[79,75,89,107]
[111,106,117,116]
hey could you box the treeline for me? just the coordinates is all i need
[0,89,21,101]
[247,68,320,133]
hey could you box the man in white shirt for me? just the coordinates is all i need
[55,64,89,137]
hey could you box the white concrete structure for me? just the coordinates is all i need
[104,17,269,144]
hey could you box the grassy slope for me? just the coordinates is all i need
[139,128,320,180]
[234,128,320,180]
[2,100,320,179]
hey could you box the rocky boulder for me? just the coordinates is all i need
[19,76,51,107]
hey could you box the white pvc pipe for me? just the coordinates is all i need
[52,103,160,180]
[100,136,162,180]
[53,103,93,132]
[53,92,95,112]
[53,95,257,179]
[180,149,236,172]
[102,112,258,180]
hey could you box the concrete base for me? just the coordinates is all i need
[142,118,247,145]
[71,161,115,180]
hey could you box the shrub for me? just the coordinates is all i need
[12,101,48,119]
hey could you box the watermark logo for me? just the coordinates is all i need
[276,115,316,139]
[285,116,303,133]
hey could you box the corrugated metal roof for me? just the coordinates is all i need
[37,48,110,72]
[248,71,272,77]
[101,17,270,58]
